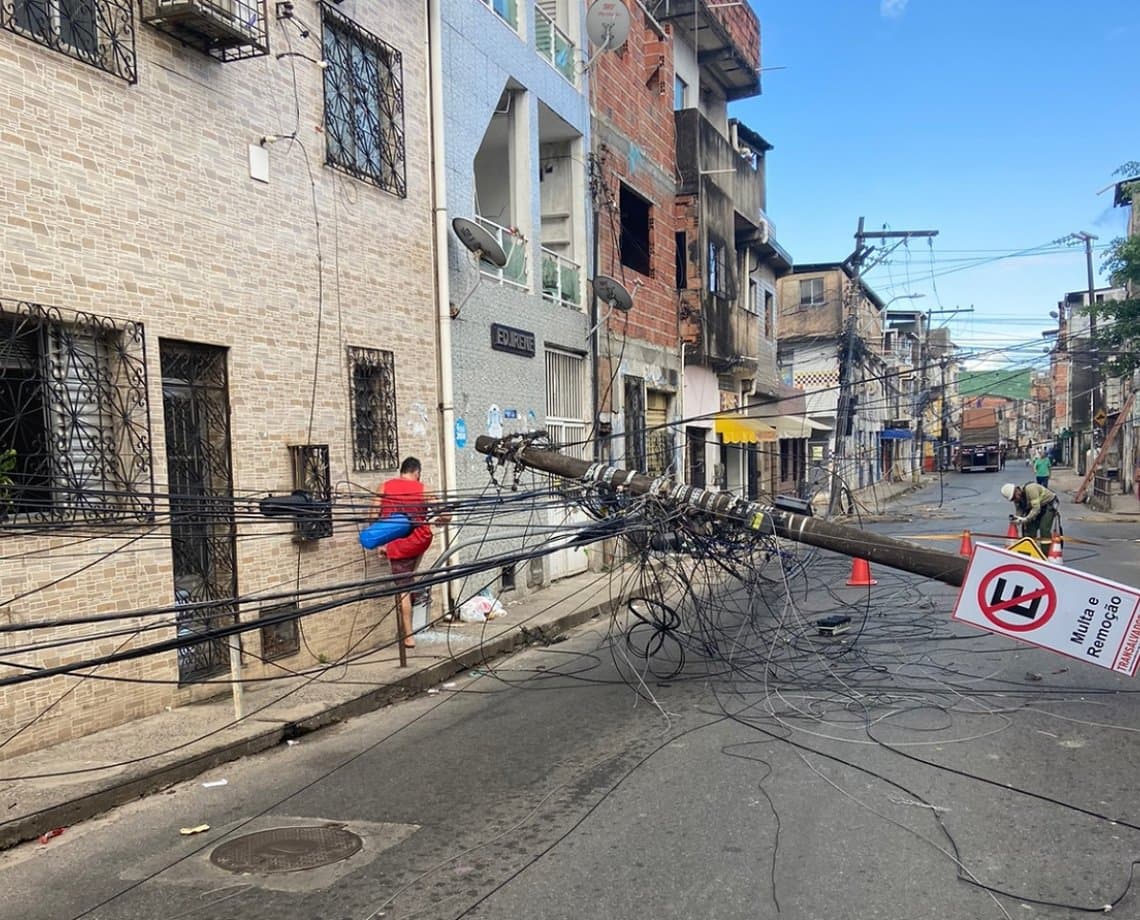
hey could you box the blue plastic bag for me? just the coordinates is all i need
[359,514,412,550]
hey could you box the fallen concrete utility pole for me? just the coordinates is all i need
[476,435,969,587]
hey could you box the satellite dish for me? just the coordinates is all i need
[452,216,507,268]
[585,0,631,51]
[587,275,635,339]
[594,275,633,312]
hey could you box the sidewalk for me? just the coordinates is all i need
[0,568,631,850]
[1033,464,1140,523]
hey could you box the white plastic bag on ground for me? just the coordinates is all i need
[458,595,508,623]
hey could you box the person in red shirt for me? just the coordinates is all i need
[371,457,438,648]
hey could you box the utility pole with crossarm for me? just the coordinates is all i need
[830,219,938,514]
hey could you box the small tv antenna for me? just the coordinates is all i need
[451,217,508,318]
[587,275,634,337]
[584,0,631,71]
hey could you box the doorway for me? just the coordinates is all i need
[161,340,238,683]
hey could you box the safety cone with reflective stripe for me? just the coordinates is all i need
[846,557,878,586]
[1006,519,1020,544]
[958,530,973,557]
[1048,535,1064,563]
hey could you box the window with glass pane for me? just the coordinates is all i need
[799,277,825,306]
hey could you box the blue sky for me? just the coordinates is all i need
[733,0,1139,369]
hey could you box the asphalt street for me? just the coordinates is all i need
[3,471,1139,920]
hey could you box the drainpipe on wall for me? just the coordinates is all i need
[427,0,458,616]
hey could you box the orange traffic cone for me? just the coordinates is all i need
[846,557,878,587]
[1006,519,1020,544]
[958,530,973,557]
[1048,535,1063,563]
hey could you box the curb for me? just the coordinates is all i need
[0,595,621,851]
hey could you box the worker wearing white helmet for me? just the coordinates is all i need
[1001,481,1059,548]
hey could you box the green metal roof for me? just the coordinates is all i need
[957,369,1032,401]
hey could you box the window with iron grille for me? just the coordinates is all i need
[545,348,587,457]
[320,3,406,197]
[347,346,399,471]
[2,0,137,82]
[0,301,153,523]
[289,444,332,541]
[623,375,646,472]
[259,601,301,660]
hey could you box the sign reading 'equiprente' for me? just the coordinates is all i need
[953,543,1140,676]
[490,323,536,358]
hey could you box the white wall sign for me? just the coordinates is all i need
[953,543,1140,676]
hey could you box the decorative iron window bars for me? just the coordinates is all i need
[0,300,153,524]
[161,339,237,683]
[1,0,137,82]
[623,376,646,472]
[139,0,268,62]
[320,2,406,197]
[289,443,332,541]
[259,600,300,660]
[347,346,399,472]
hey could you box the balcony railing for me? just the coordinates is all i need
[479,0,519,32]
[475,217,528,290]
[534,7,576,84]
[540,248,582,309]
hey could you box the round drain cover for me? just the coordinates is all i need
[210,825,363,874]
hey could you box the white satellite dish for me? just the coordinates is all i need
[452,216,508,268]
[586,0,631,51]
[583,0,631,71]
[450,216,510,319]
[594,275,633,312]
[587,275,635,338]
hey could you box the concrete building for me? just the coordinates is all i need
[439,0,592,587]
[1,1,441,755]
[925,327,960,469]
[655,0,791,499]
[777,264,892,495]
[1054,285,1127,473]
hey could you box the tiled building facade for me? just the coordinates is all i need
[0,0,440,755]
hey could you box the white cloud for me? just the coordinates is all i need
[880,0,909,18]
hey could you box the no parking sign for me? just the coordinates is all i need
[953,544,1140,676]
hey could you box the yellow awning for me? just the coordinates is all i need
[714,415,778,444]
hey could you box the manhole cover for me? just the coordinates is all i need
[210,825,363,874]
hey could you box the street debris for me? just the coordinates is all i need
[202,779,228,788]
[179,824,210,836]
[38,827,65,844]
[458,596,506,623]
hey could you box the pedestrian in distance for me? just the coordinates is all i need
[371,457,450,649]
[1000,481,1059,549]
[1033,450,1051,487]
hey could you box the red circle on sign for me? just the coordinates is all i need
[976,563,1057,632]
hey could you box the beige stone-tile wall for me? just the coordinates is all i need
[0,1,440,757]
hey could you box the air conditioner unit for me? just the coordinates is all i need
[152,0,260,47]
[756,219,770,246]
